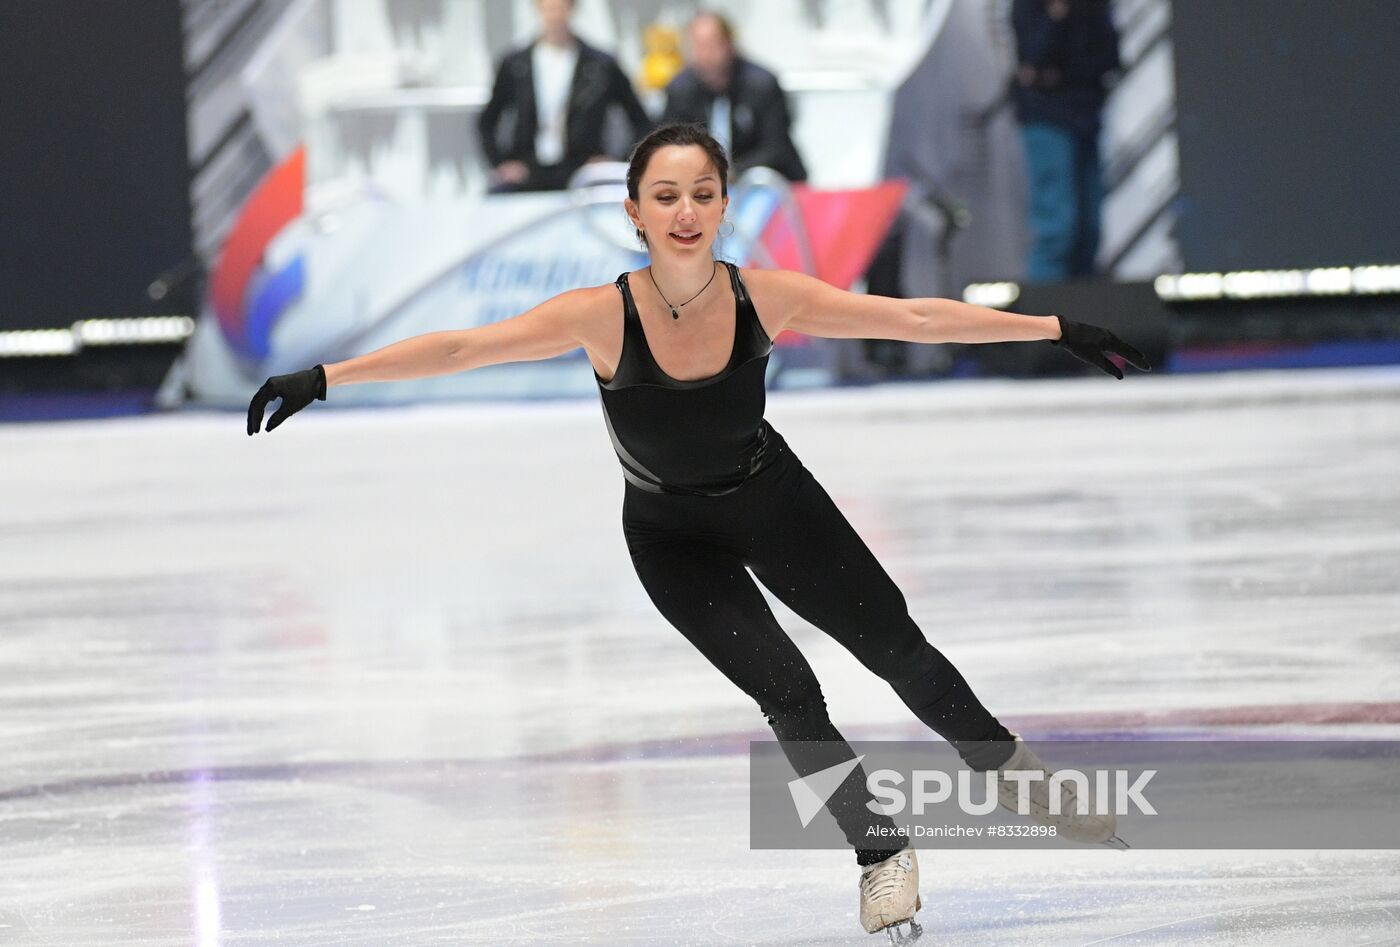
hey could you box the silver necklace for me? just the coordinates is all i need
[648,261,718,320]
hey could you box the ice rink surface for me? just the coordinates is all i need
[2,365,1398,945]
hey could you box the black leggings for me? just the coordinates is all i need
[622,432,1015,865]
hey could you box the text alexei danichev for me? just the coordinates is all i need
[867,825,989,839]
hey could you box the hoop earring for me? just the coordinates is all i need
[720,218,735,238]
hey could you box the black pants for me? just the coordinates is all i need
[622,431,1015,864]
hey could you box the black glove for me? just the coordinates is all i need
[1050,317,1152,379]
[247,364,327,435]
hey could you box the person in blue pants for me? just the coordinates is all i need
[1012,0,1121,281]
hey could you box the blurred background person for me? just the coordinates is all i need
[478,0,653,193]
[1012,0,1120,280]
[662,11,807,183]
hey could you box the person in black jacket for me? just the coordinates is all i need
[661,11,807,183]
[1011,0,1120,280]
[477,0,653,192]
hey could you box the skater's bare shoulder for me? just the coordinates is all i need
[568,281,640,381]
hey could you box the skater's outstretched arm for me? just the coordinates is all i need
[324,285,607,387]
[247,285,607,434]
[746,268,1151,379]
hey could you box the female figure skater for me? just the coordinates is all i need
[248,123,1149,942]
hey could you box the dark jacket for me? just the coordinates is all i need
[661,57,807,183]
[478,36,653,174]
[1011,0,1120,138]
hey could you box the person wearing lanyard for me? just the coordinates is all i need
[661,11,807,184]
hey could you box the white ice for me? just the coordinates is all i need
[1,365,1398,945]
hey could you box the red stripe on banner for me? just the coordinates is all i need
[519,701,1400,764]
[1025,700,1400,728]
[211,146,306,346]
[759,180,907,347]
[760,179,908,289]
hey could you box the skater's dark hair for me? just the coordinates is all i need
[625,122,730,248]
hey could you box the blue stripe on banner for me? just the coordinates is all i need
[0,391,158,424]
[242,256,306,360]
[1168,340,1400,373]
[726,188,782,266]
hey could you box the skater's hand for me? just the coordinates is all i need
[1050,317,1152,379]
[247,364,327,435]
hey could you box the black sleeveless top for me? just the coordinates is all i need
[594,261,780,496]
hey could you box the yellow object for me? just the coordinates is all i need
[640,24,684,91]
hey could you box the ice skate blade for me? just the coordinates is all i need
[873,896,922,944]
[1100,833,1130,851]
[882,918,922,945]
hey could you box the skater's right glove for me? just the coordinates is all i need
[1050,317,1152,380]
[247,364,327,435]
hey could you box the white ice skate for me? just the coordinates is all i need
[995,733,1129,849]
[859,847,923,944]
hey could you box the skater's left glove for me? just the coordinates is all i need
[1050,317,1152,379]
